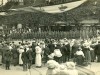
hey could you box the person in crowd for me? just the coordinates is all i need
[4,49,12,70]
[8,43,13,51]
[27,47,34,69]
[72,40,80,61]
[32,41,36,64]
[95,41,100,62]
[25,41,28,45]
[60,43,68,63]
[0,42,3,65]
[39,42,45,63]
[54,45,62,63]
[11,42,16,48]
[2,43,9,64]
[35,45,42,68]
[64,40,70,61]
[82,40,91,65]
[21,48,28,71]
[75,47,85,65]
[11,46,19,66]
[70,39,75,59]
[43,44,51,64]
[48,40,55,53]
[18,44,24,66]
[90,41,96,62]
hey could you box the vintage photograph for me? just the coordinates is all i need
[0,0,100,75]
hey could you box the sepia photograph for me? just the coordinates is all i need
[0,0,100,75]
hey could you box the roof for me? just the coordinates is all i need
[80,19,99,24]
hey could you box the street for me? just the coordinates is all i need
[0,62,100,75]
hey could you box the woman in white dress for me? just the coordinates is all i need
[18,46,24,66]
[35,46,42,68]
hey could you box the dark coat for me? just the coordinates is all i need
[27,50,34,61]
[44,47,51,56]
[21,52,28,63]
[48,43,55,53]
[11,48,19,59]
[64,44,70,56]
[11,48,19,65]
[72,44,80,58]
[60,45,67,55]
[95,44,100,55]
[43,47,51,63]
[4,50,12,62]
[32,43,36,53]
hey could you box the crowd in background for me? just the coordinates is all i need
[0,38,100,71]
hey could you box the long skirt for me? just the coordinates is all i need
[76,55,84,65]
[19,54,23,65]
[90,50,95,62]
[97,55,100,62]
[84,51,91,64]
[35,54,42,67]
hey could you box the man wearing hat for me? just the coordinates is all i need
[95,41,100,62]
[21,48,28,71]
[4,49,12,70]
[32,41,36,64]
[82,41,91,65]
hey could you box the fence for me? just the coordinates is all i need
[9,30,97,40]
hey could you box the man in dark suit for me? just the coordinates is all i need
[27,48,34,69]
[21,48,28,71]
[43,45,51,63]
[4,49,12,70]
[32,41,36,64]
[48,41,55,53]
[95,41,100,62]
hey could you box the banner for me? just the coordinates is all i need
[11,0,87,14]
[34,0,87,13]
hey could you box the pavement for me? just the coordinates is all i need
[0,62,100,75]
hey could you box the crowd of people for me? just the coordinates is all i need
[0,38,100,71]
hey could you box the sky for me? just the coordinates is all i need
[0,0,7,5]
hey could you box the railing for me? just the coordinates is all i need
[9,30,97,40]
